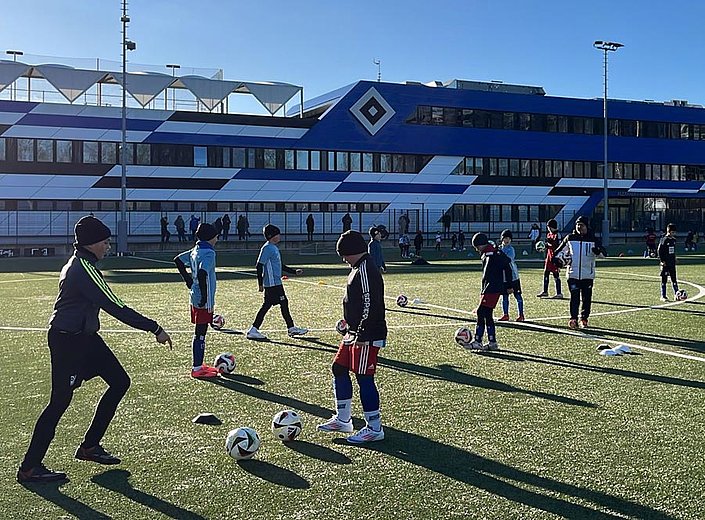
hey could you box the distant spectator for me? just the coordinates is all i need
[451,232,457,251]
[174,215,187,242]
[189,215,200,241]
[399,234,410,258]
[342,213,353,232]
[306,214,315,241]
[528,223,541,252]
[213,217,223,239]
[458,230,465,251]
[435,232,442,251]
[685,230,696,252]
[160,215,171,243]
[237,215,248,241]
[398,213,410,235]
[440,213,452,238]
[221,214,231,241]
[414,230,424,257]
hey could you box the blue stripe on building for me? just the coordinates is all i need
[16,113,162,131]
[334,182,467,194]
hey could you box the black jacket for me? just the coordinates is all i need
[479,246,513,294]
[49,248,162,335]
[658,235,677,266]
[343,254,387,342]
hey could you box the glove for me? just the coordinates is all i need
[342,331,357,346]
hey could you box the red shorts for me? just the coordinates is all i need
[191,306,213,325]
[478,293,500,309]
[545,259,559,273]
[333,341,383,375]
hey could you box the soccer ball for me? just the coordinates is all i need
[675,289,688,301]
[535,241,546,253]
[454,326,472,346]
[225,427,260,460]
[213,352,236,374]
[335,319,348,335]
[211,314,226,330]
[396,294,408,307]
[271,410,303,442]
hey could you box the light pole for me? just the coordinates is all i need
[593,40,623,247]
[118,0,136,255]
[6,50,24,101]
[166,64,180,110]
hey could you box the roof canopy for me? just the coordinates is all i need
[0,60,302,115]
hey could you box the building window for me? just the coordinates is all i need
[233,148,246,168]
[285,149,295,170]
[83,142,99,163]
[310,151,320,170]
[264,149,276,169]
[350,152,361,172]
[380,154,392,173]
[136,144,151,165]
[57,140,72,163]
[194,146,207,167]
[37,140,53,162]
[362,153,373,172]
[296,150,308,170]
[18,138,34,161]
[101,142,117,164]
[336,151,348,171]
[0,138,5,161]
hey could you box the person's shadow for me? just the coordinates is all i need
[235,460,310,488]
[92,469,205,519]
[20,480,111,519]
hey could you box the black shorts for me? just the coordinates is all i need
[263,284,288,306]
[660,265,677,280]
[506,279,522,295]
[48,328,123,391]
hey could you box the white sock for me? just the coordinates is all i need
[364,410,382,430]
[335,399,352,422]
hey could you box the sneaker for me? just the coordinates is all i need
[551,294,564,299]
[317,416,354,433]
[536,291,548,298]
[347,426,385,444]
[287,326,308,337]
[246,326,268,340]
[660,296,669,302]
[568,319,578,330]
[191,365,218,379]
[464,340,486,351]
[515,315,525,322]
[75,444,121,465]
[498,314,510,322]
[580,319,589,329]
[17,464,68,483]
[486,341,500,351]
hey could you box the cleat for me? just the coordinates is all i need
[246,326,268,340]
[660,297,669,302]
[580,319,589,329]
[287,326,309,337]
[486,341,500,351]
[75,444,121,465]
[498,314,510,322]
[464,339,486,351]
[568,319,578,330]
[191,365,218,379]
[536,292,548,298]
[515,315,525,322]
[551,293,564,299]
[347,426,385,444]
[17,464,68,484]
[317,416,354,433]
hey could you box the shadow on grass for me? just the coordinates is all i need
[284,439,352,464]
[212,378,676,519]
[592,299,705,318]
[221,373,265,385]
[582,326,705,354]
[20,480,111,519]
[386,306,469,321]
[272,337,594,409]
[92,469,205,519]
[236,459,310,488]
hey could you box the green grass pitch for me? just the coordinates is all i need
[1,251,704,519]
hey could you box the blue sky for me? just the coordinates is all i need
[3,0,705,109]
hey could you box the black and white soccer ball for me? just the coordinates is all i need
[271,410,303,442]
[454,326,472,346]
[335,319,349,335]
[225,427,260,460]
[213,352,236,374]
[396,294,408,307]
[535,240,546,253]
[675,289,688,301]
[211,314,226,330]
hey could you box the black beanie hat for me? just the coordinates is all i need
[547,218,558,229]
[576,215,589,226]
[196,223,218,241]
[337,230,368,256]
[74,216,111,246]
[471,232,489,248]
[500,229,512,239]
[263,224,281,240]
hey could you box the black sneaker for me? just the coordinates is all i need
[75,444,121,465]
[17,464,68,483]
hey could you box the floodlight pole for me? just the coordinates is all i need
[118,0,135,255]
[593,40,623,247]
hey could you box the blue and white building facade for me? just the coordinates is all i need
[2,71,705,244]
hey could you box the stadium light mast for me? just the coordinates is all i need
[593,40,623,248]
[373,58,381,82]
[118,0,136,255]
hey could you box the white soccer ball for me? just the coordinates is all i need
[535,241,546,253]
[396,294,408,307]
[213,352,236,374]
[211,314,226,330]
[454,326,472,346]
[271,410,303,442]
[335,318,348,335]
[225,427,260,460]
[675,289,688,301]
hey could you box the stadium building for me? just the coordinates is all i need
[1,57,705,253]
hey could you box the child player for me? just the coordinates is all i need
[318,230,387,443]
[246,224,308,340]
[498,229,525,322]
[174,223,220,379]
[537,219,564,299]
[464,233,513,351]
[658,223,680,301]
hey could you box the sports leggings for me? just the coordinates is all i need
[568,278,593,320]
[253,299,294,329]
[543,270,562,294]
[474,305,496,342]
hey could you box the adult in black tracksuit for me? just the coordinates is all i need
[554,216,606,329]
[18,216,172,484]
[658,223,679,301]
[317,231,387,444]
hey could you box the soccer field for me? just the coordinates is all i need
[1,252,704,519]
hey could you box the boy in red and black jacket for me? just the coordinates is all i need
[537,219,563,299]
[463,233,513,351]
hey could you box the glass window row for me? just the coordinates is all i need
[450,204,563,223]
[408,105,705,140]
